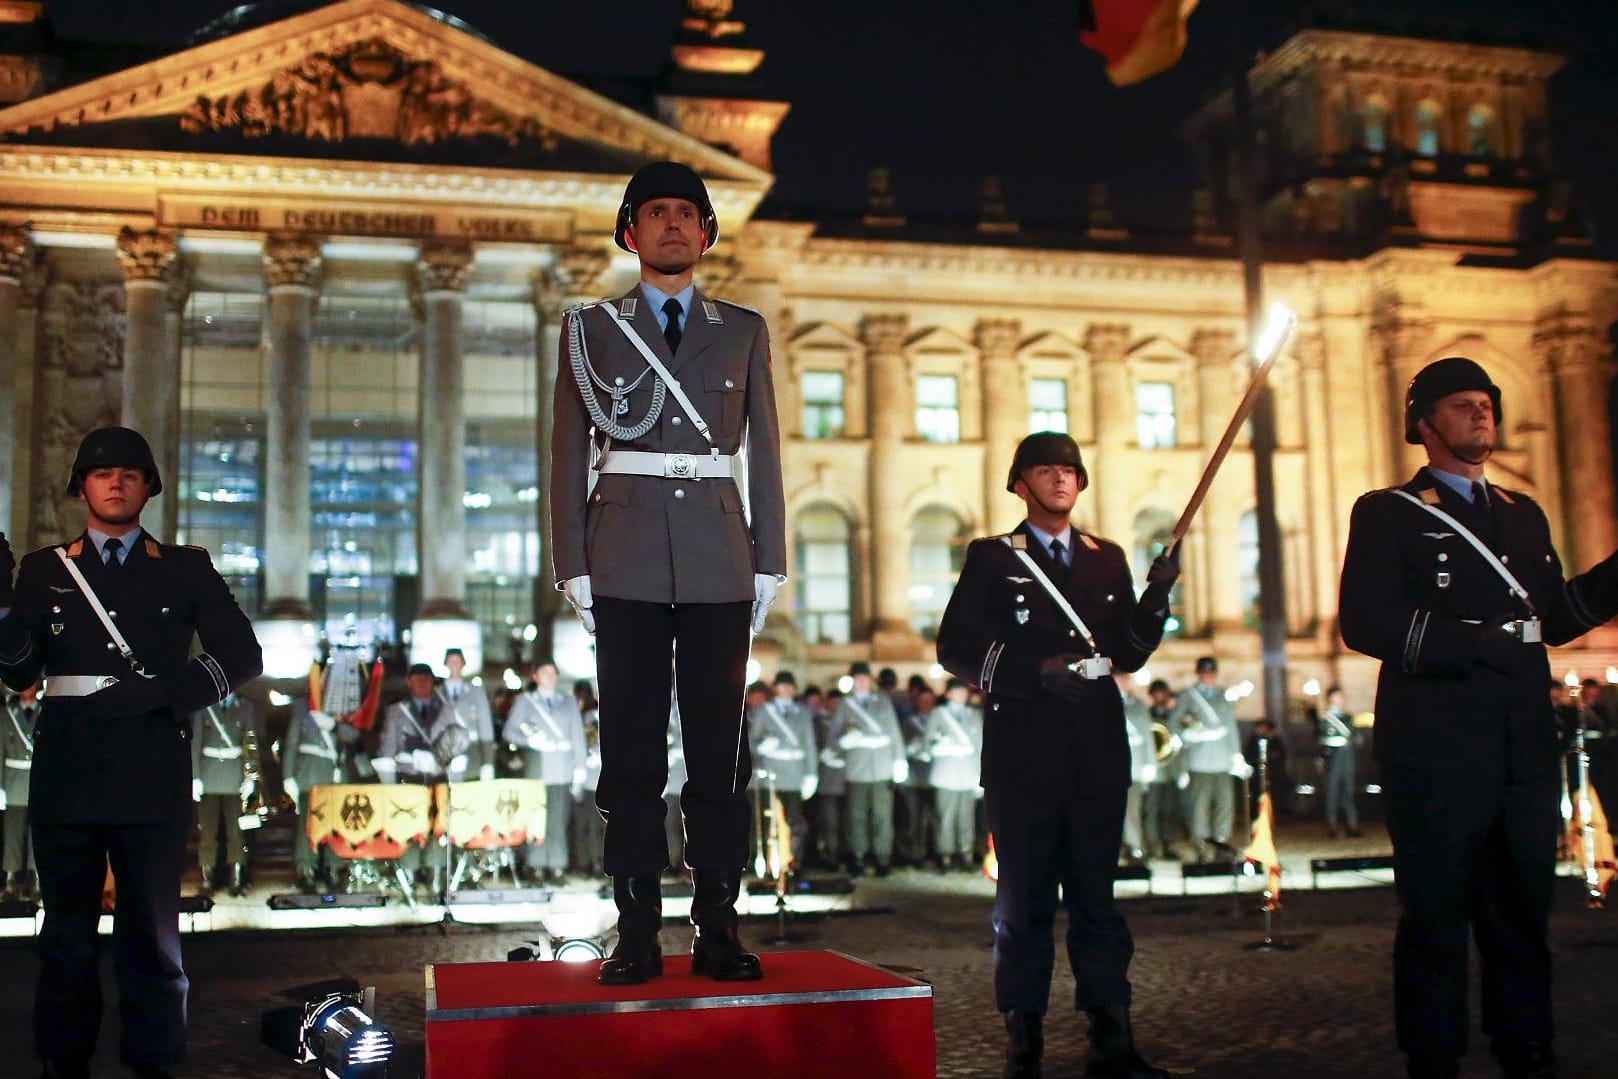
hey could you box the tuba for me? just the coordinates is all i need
[1151,721,1182,762]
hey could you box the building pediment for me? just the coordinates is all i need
[0,0,766,186]
[1125,334,1198,365]
[1016,330,1086,362]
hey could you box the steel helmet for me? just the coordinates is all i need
[614,161,719,253]
[1403,357,1501,445]
[1006,431,1088,493]
[65,426,162,497]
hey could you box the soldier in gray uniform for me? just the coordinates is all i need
[834,662,906,875]
[189,693,262,897]
[442,648,497,782]
[374,663,466,891]
[501,659,586,884]
[280,695,345,892]
[1117,675,1157,865]
[811,688,848,870]
[748,670,818,869]
[925,678,983,872]
[2,680,39,899]
[551,161,785,986]
[1167,657,1251,862]
[1317,685,1362,838]
[569,680,605,877]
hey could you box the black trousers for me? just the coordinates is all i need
[594,596,752,876]
[1383,768,1559,1062]
[32,820,189,1068]
[988,789,1133,1015]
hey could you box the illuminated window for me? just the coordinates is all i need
[1028,378,1068,433]
[1132,508,1183,638]
[794,503,853,644]
[1135,381,1177,449]
[909,506,967,639]
[1363,100,1388,152]
[915,374,961,444]
[1415,101,1442,157]
[801,371,846,439]
[1467,105,1495,157]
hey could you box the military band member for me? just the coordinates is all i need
[936,431,1178,1079]
[925,677,983,872]
[834,662,905,876]
[1316,686,1361,837]
[1167,657,1250,863]
[281,695,345,893]
[1339,357,1618,1079]
[569,679,606,878]
[748,670,817,869]
[811,688,849,870]
[551,160,786,985]
[375,663,463,891]
[189,692,262,897]
[898,681,937,867]
[442,647,497,781]
[501,659,586,884]
[0,426,263,1079]
[2,680,40,900]
[1140,680,1183,861]
[1118,675,1156,865]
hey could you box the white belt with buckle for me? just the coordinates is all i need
[598,449,735,480]
[46,675,120,697]
[203,746,243,760]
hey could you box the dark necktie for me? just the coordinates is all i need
[1050,539,1067,568]
[1471,480,1489,508]
[662,297,683,355]
[103,537,122,567]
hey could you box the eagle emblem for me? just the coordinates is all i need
[340,792,375,831]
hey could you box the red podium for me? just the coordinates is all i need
[425,950,935,1078]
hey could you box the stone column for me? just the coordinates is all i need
[862,313,910,652]
[1540,313,1618,574]
[530,246,607,670]
[411,240,479,672]
[257,233,322,679]
[1084,323,1131,538]
[976,318,1024,534]
[0,225,34,537]
[115,227,179,536]
[1188,328,1237,637]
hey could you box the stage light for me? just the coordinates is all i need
[261,979,394,1079]
[553,938,608,963]
[505,911,614,964]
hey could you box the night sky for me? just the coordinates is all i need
[32,0,1618,253]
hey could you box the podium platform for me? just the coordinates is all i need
[425,950,935,1078]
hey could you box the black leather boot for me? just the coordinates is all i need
[689,869,763,981]
[599,874,664,986]
[1003,1011,1043,1079]
[1085,1005,1168,1078]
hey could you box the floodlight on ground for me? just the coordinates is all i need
[505,908,616,963]
[261,978,394,1079]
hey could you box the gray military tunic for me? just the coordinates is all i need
[442,678,496,774]
[835,692,904,782]
[924,703,984,792]
[189,696,260,796]
[2,697,36,807]
[748,696,818,791]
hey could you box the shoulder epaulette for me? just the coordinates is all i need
[1077,532,1102,551]
[1492,486,1517,505]
[714,297,763,318]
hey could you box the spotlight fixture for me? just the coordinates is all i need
[261,978,394,1079]
[505,935,610,964]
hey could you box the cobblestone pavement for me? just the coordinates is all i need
[2,862,1615,1078]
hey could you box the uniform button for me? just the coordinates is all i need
[161,607,171,615]
[674,489,686,500]
[1015,594,1025,603]
[108,611,117,620]
[724,379,735,389]
[1106,594,1115,602]
[672,416,682,425]
[1500,555,1509,564]
[614,376,624,386]
[51,605,61,614]
[106,642,115,650]
[1069,629,1077,638]
[592,493,602,503]
[1437,553,1448,562]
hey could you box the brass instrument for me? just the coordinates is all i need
[1151,721,1181,762]
[238,711,269,831]
[1572,725,1605,909]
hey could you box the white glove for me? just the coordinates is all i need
[0,789,7,810]
[837,730,863,750]
[192,779,203,802]
[1140,763,1158,784]
[411,749,437,774]
[239,777,255,798]
[563,575,596,635]
[371,757,398,784]
[310,710,336,733]
[1175,771,1190,790]
[819,747,845,769]
[1229,753,1253,780]
[757,735,782,756]
[751,573,779,635]
[283,778,300,803]
[479,763,496,782]
[974,785,985,801]
[571,766,586,800]
[801,775,818,800]
[449,754,469,775]
[892,759,909,785]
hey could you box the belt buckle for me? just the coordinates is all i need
[665,453,696,480]
[95,675,120,691]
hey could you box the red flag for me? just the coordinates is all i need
[347,659,385,731]
[1079,0,1201,86]
[982,835,1000,882]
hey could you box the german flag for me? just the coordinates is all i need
[1243,790,1282,911]
[1078,0,1201,86]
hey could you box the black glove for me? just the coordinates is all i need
[0,531,14,608]
[1139,545,1181,612]
[85,674,174,720]
[1038,654,1089,704]
[1473,617,1540,679]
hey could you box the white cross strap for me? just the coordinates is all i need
[599,301,717,447]
[53,547,151,677]
[1391,489,1533,610]
[1000,537,1100,654]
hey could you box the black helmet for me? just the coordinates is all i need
[1006,431,1088,493]
[1403,357,1501,445]
[614,161,719,253]
[65,426,162,497]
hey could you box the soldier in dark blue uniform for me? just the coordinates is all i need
[0,427,263,1079]
[1339,358,1618,1079]
[937,432,1178,1079]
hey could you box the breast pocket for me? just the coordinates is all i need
[703,368,745,435]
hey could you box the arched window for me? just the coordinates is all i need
[1414,100,1443,157]
[1362,98,1389,153]
[794,503,853,644]
[1132,508,1183,637]
[1466,104,1495,157]
[909,506,968,639]
[1237,509,1261,629]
